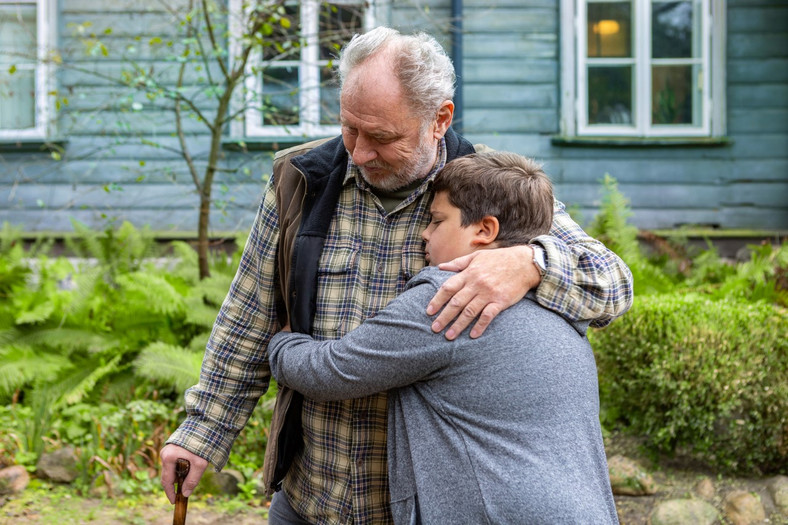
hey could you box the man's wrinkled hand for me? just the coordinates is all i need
[160,444,209,504]
[426,245,541,340]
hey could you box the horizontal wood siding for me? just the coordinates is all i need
[2,0,786,234]
[451,0,788,230]
[1,0,271,235]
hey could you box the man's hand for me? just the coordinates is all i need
[427,245,542,340]
[160,444,209,504]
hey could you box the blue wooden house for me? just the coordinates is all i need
[1,0,786,241]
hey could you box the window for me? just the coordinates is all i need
[560,0,725,138]
[0,0,54,138]
[236,0,372,138]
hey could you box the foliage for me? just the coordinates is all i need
[62,0,293,279]
[591,295,788,475]
[0,222,254,490]
[588,174,678,296]
[588,175,788,475]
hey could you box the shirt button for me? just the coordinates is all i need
[377,263,384,272]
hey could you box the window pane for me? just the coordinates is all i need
[652,1,693,58]
[0,70,35,129]
[262,3,301,61]
[652,65,695,124]
[0,5,36,130]
[319,3,364,60]
[262,66,299,126]
[320,66,340,124]
[587,1,632,58]
[588,66,633,124]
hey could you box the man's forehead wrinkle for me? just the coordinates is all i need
[341,105,402,137]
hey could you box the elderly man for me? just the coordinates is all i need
[161,26,632,525]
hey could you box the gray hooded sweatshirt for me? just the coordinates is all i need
[269,267,618,525]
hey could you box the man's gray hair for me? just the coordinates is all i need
[337,26,456,123]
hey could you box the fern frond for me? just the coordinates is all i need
[184,295,221,328]
[14,300,56,325]
[167,241,200,284]
[589,173,641,265]
[116,272,186,316]
[192,274,233,306]
[188,332,211,352]
[134,342,202,392]
[51,353,125,408]
[15,328,120,354]
[66,219,105,262]
[0,345,71,399]
[0,327,22,345]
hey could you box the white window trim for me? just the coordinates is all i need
[230,0,377,139]
[0,0,55,139]
[560,0,726,138]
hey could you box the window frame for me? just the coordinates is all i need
[0,0,55,139]
[230,0,376,139]
[560,0,726,139]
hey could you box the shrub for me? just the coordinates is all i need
[591,294,788,475]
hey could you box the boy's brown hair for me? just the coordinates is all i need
[432,152,553,247]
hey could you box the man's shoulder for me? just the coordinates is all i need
[273,136,336,162]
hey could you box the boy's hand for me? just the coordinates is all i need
[427,245,541,340]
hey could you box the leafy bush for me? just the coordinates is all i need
[0,221,260,491]
[586,175,788,475]
[588,174,678,296]
[592,292,788,475]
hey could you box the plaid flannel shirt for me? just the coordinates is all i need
[166,138,633,524]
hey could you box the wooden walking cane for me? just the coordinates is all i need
[173,458,191,525]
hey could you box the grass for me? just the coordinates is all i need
[0,480,270,524]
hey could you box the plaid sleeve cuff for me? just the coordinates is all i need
[165,413,239,471]
[530,201,634,328]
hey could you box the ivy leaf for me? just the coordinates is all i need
[8,65,16,75]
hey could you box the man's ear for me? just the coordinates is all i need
[432,100,454,140]
[471,216,499,247]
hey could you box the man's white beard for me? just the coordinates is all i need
[359,139,437,192]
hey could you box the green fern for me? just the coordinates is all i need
[65,220,160,280]
[188,332,211,352]
[116,272,186,316]
[183,274,232,328]
[589,173,677,295]
[589,174,641,264]
[0,345,71,400]
[14,328,120,354]
[0,243,31,298]
[134,342,202,392]
[56,354,125,407]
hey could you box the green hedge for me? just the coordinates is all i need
[591,294,788,475]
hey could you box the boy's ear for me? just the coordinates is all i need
[471,216,499,247]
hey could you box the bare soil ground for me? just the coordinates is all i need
[2,434,785,524]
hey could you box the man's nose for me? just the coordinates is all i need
[351,135,377,166]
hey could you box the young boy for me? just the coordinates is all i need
[269,152,618,524]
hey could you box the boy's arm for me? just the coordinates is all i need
[269,280,450,400]
[430,199,633,338]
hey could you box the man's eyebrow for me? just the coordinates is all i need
[369,130,400,141]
